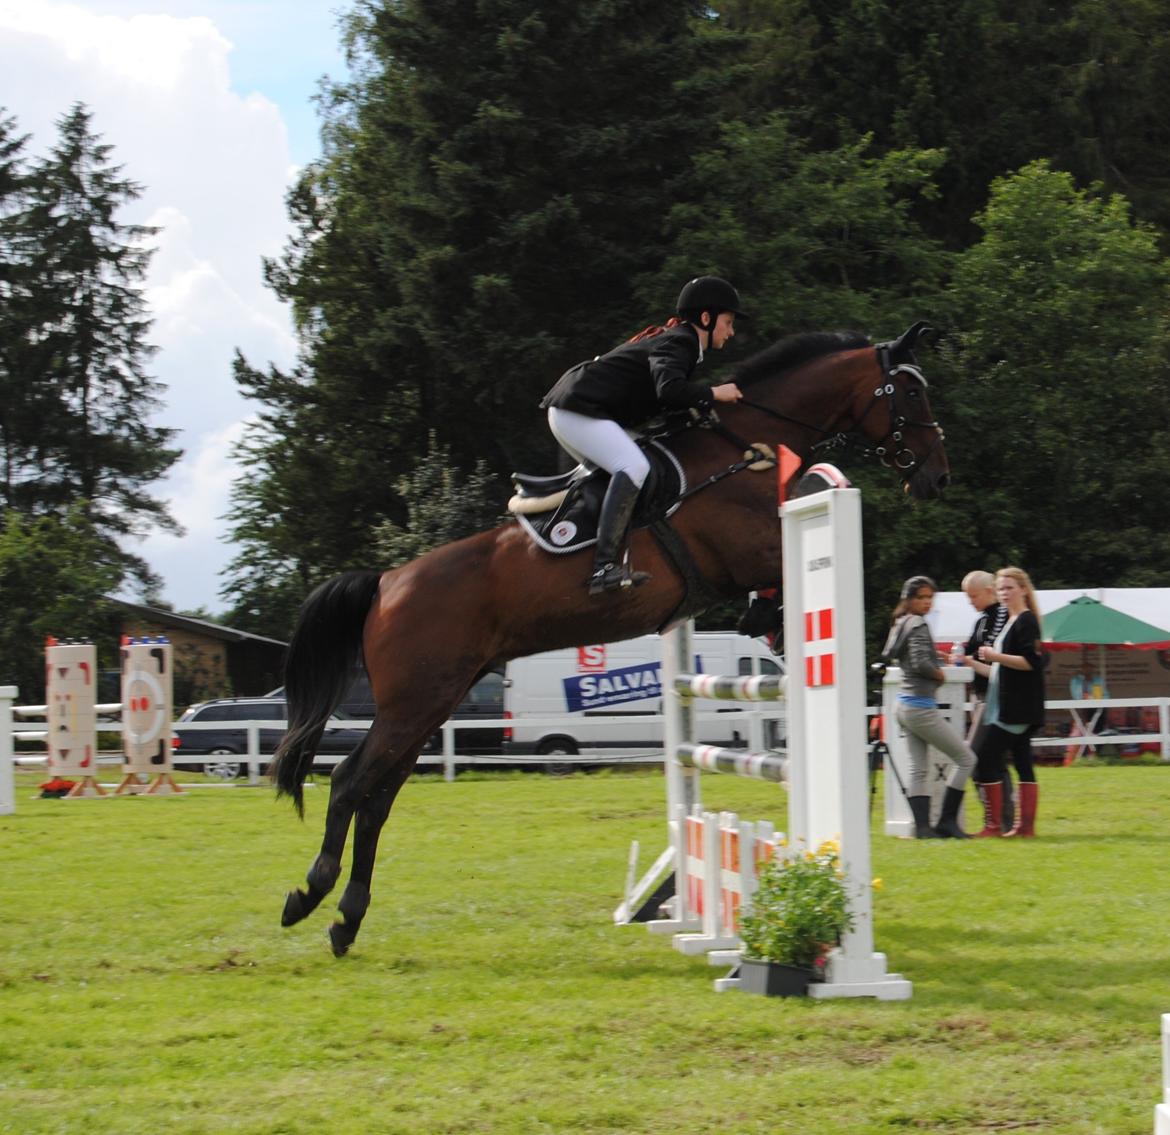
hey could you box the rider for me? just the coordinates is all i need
[540,275,746,595]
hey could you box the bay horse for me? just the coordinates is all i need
[271,322,949,956]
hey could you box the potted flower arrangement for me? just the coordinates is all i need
[737,839,855,997]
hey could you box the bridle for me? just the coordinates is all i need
[730,341,946,482]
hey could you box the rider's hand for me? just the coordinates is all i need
[711,383,743,403]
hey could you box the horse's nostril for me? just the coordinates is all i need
[937,473,950,490]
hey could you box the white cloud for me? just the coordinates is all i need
[0,0,314,614]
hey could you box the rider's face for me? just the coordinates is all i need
[710,311,736,349]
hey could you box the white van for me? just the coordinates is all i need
[504,632,785,758]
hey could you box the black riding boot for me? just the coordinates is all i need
[908,795,941,839]
[933,786,972,839]
[588,472,650,595]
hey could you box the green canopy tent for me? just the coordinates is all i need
[1042,595,1170,695]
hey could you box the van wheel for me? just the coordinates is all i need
[537,737,578,776]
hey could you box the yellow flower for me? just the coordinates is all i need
[872,877,884,891]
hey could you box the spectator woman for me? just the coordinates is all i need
[883,575,977,838]
[958,566,1046,837]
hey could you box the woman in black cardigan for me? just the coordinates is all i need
[958,566,1046,837]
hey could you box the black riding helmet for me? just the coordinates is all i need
[676,275,748,331]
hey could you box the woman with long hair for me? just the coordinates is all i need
[957,566,1046,837]
[883,575,976,838]
[541,276,745,595]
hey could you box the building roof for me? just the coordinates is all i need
[110,600,288,648]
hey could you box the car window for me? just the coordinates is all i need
[197,705,235,721]
[250,703,286,721]
[737,656,783,677]
[461,672,504,709]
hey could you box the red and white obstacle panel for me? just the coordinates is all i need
[2,635,181,804]
[616,481,912,999]
[117,637,181,795]
[45,639,104,797]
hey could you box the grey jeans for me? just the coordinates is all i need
[894,703,977,795]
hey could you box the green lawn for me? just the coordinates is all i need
[1,765,1166,1134]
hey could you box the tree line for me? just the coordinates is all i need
[4,2,1170,698]
[224,0,1170,647]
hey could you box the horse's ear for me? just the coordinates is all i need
[885,320,934,362]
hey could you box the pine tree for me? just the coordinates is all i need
[15,103,180,581]
[0,107,36,508]
[225,1,730,618]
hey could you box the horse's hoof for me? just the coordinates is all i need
[329,921,355,957]
[282,888,314,927]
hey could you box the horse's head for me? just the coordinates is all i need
[729,322,949,499]
[847,322,949,500]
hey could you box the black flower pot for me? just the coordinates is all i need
[737,958,814,997]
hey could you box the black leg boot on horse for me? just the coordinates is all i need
[588,472,650,595]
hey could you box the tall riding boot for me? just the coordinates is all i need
[933,786,972,839]
[1003,781,1038,837]
[974,781,1003,838]
[1001,771,1015,832]
[908,795,941,839]
[588,472,650,595]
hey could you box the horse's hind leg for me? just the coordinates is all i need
[328,754,418,957]
[281,750,363,927]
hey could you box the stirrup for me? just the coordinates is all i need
[587,561,650,596]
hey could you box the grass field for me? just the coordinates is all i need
[1,764,1167,1134]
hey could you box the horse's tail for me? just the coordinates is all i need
[271,569,383,817]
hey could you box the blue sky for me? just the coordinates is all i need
[0,1,349,615]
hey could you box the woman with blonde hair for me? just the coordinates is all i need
[957,566,1046,837]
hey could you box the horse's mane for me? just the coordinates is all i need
[732,330,871,389]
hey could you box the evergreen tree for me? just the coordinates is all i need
[12,103,180,583]
[0,108,36,508]
[645,115,951,342]
[713,0,1170,243]
[372,432,505,567]
[226,1,731,615]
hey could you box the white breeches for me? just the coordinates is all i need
[547,407,650,488]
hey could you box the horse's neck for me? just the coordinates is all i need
[737,357,863,457]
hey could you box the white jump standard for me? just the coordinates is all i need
[619,480,911,1000]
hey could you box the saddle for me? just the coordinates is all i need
[509,439,685,555]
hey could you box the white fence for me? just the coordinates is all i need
[0,691,782,808]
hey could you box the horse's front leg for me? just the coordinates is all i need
[328,753,418,957]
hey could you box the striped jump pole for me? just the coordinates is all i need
[630,480,911,1000]
[677,744,787,782]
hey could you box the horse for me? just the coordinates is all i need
[271,321,949,956]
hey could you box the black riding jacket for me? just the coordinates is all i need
[540,323,714,428]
